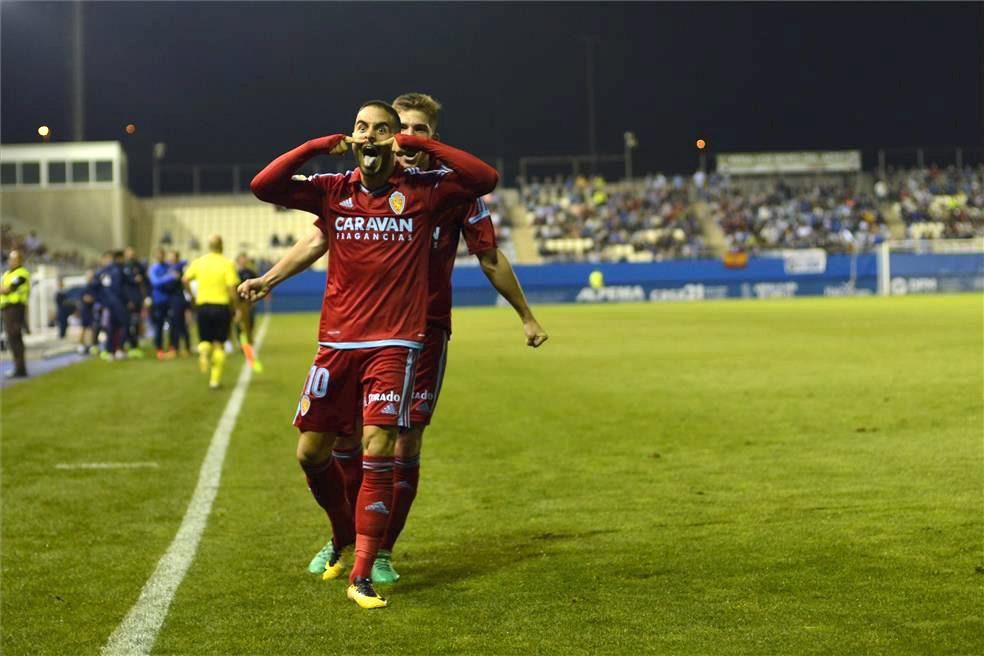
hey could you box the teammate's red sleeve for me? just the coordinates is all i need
[461,198,498,255]
[395,135,499,203]
[250,135,346,214]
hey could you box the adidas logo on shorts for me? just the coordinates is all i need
[381,403,398,415]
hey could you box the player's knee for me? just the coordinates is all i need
[395,428,423,459]
[333,433,361,452]
[296,432,332,466]
[362,425,397,457]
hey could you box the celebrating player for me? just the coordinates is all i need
[243,100,498,609]
[310,93,549,585]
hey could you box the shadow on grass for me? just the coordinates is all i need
[393,528,620,594]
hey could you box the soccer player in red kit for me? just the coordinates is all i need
[243,100,498,608]
[318,93,549,585]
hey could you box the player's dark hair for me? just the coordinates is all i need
[358,100,401,132]
[392,92,443,131]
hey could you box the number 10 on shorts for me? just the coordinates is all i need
[304,366,330,398]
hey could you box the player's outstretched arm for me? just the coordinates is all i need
[392,135,499,197]
[250,135,348,214]
[238,226,328,303]
[476,248,548,348]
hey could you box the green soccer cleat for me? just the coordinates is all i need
[307,540,335,575]
[347,577,388,609]
[371,550,401,584]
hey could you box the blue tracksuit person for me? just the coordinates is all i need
[148,250,182,356]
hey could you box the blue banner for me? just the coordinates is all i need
[267,253,984,312]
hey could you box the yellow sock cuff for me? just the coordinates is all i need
[211,347,226,366]
[198,341,213,356]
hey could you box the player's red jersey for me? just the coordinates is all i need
[251,134,498,348]
[426,192,498,334]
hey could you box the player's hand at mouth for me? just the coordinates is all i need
[346,136,392,170]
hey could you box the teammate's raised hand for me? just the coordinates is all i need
[523,318,549,348]
[238,277,271,303]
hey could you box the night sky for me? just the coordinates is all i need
[3,1,983,195]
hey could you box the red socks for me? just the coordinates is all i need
[350,455,394,581]
[332,445,363,510]
[382,454,420,551]
[300,459,354,549]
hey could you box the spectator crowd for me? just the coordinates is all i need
[881,165,984,240]
[521,166,984,261]
[1,225,89,269]
[523,174,703,262]
[706,179,891,254]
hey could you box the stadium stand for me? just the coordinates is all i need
[521,175,705,262]
[885,165,984,241]
[515,168,984,262]
[704,178,891,254]
[146,195,326,270]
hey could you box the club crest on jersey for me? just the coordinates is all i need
[300,394,311,416]
[388,191,406,214]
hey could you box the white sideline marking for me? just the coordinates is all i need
[56,462,160,470]
[101,315,270,656]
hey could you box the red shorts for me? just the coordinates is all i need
[409,329,450,427]
[293,345,419,434]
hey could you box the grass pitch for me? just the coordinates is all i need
[2,295,982,655]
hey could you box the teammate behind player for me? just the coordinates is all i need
[182,235,240,389]
[243,100,498,609]
[312,93,549,585]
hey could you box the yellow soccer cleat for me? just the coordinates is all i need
[321,544,353,581]
[347,577,388,609]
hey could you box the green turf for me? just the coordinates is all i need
[2,296,982,655]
